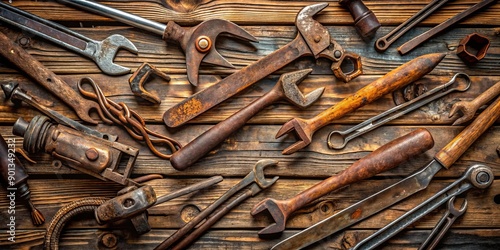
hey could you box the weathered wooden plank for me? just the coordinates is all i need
[1,125,498,178]
[7,0,500,26]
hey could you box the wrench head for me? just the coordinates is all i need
[280,69,325,108]
[94,34,138,76]
[275,118,312,155]
[251,198,287,236]
[183,19,258,86]
[296,3,330,57]
[449,101,475,126]
[253,159,279,189]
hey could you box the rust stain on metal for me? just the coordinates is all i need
[351,208,362,219]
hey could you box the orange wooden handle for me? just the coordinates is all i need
[435,95,500,168]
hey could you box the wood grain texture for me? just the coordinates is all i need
[0,0,499,249]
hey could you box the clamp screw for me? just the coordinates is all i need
[314,35,322,43]
[85,148,99,161]
[476,171,490,184]
[196,36,212,53]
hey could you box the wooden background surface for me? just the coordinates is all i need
[0,0,499,249]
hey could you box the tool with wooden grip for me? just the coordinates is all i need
[0,30,102,124]
[251,128,434,236]
[449,80,500,125]
[276,53,445,155]
[272,94,500,250]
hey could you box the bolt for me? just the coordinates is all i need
[85,148,99,161]
[476,171,490,184]
[314,35,322,43]
[18,37,30,46]
[195,36,211,53]
[100,233,118,248]
[198,38,209,49]
[334,50,342,59]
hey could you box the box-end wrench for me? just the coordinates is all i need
[271,94,500,250]
[57,0,257,86]
[162,3,362,128]
[276,53,445,155]
[352,164,492,250]
[327,73,471,149]
[0,30,103,124]
[0,2,137,76]
[449,80,500,125]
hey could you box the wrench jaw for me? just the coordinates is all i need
[251,198,287,237]
[275,118,312,155]
[94,34,138,76]
[448,101,475,126]
[253,159,280,189]
[281,68,325,108]
[296,3,330,57]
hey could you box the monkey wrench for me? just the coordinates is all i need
[163,3,362,128]
[57,0,257,86]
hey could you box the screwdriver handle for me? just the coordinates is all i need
[435,93,500,168]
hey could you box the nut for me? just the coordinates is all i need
[457,33,490,64]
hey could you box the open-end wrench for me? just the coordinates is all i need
[1,82,117,141]
[162,3,362,128]
[0,2,137,76]
[449,80,500,125]
[398,0,497,55]
[271,94,500,250]
[0,30,102,124]
[57,0,257,86]
[155,159,279,250]
[170,69,324,171]
[374,0,451,52]
[327,73,471,149]
[418,196,467,250]
[276,53,445,155]
[252,128,434,236]
[352,164,492,250]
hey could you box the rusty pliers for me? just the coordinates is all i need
[57,0,258,86]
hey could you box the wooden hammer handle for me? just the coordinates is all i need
[435,94,500,168]
[286,128,434,212]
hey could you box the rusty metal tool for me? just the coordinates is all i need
[375,0,451,52]
[1,132,45,225]
[339,0,380,39]
[0,2,137,76]
[155,159,279,250]
[252,128,434,236]
[418,197,468,250]
[457,33,491,64]
[0,30,102,124]
[271,94,500,250]
[449,80,500,125]
[1,82,118,142]
[398,0,497,55]
[12,115,146,186]
[129,62,171,105]
[57,0,257,86]
[170,69,324,171]
[276,53,445,155]
[327,73,471,150]
[162,3,363,128]
[352,164,491,250]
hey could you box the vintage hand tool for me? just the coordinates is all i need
[328,73,471,149]
[352,164,492,250]
[418,197,467,250]
[0,133,45,225]
[276,53,445,155]
[449,80,500,125]
[339,0,380,39]
[57,0,257,86]
[155,159,279,250]
[44,176,223,249]
[1,82,118,142]
[398,0,497,55]
[0,30,102,124]
[170,69,324,171]
[374,0,451,52]
[162,3,362,128]
[457,33,491,64]
[252,128,434,236]
[0,2,137,76]
[129,62,171,105]
[271,94,500,250]
[12,115,147,186]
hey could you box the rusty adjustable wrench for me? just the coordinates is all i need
[170,69,324,171]
[0,2,137,76]
[449,80,500,125]
[251,128,434,236]
[276,53,445,155]
[163,3,362,128]
[57,0,257,86]
[0,30,102,124]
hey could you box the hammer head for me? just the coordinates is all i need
[281,69,325,108]
[95,34,138,76]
